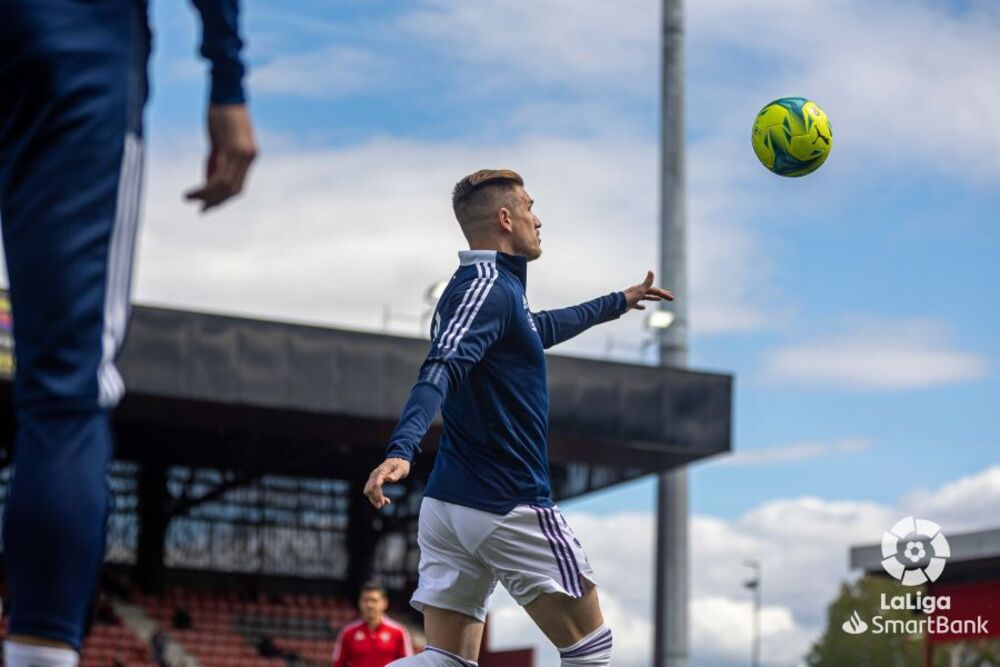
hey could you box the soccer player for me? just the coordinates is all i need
[363,169,673,667]
[0,2,256,665]
[333,583,414,667]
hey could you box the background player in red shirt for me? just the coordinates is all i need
[333,582,414,667]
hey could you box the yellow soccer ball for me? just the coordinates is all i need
[751,97,833,177]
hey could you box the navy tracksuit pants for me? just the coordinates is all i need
[0,0,150,647]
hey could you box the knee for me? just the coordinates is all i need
[11,332,107,410]
[7,283,114,410]
[7,409,113,523]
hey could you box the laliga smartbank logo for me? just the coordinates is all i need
[842,517,990,638]
[881,516,950,585]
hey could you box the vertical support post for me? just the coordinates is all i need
[654,0,689,666]
[744,560,761,667]
[136,462,168,595]
[753,583,761,667]
[348,477,379,599]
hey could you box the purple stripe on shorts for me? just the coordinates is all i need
[545,508,582,596]
[532,505,571,594]
[546,509,583,598]
[538,507,579,597]
[561,630,613,658]
[548,508,583,598]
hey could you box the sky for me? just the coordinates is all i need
[2,1,999,665]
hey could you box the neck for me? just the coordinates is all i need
[365,617,381,630]
[467,236,516,255]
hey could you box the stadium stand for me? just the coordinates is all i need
[78,622,156,667]
[2,580,361,667]
[133,587,351,667]
[0,297,732,667]
[1,585,156,667]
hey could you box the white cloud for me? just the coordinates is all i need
[690,0,1000,179]
[387,0,1000,342]
[902,465,1000,535]
[717,437,872,467]
[691,596,799,667]
[487,582,655,667]
[486,500,887,667]
[9,0,996,340]
[1,129,769,345]
[31,0,997,342]
[250,46,388,98]
[127,129,773,353]
[488,465,1000,667]
[761,318,989,390]
[399,0,658,95]
[388,0,1000,177]
[685,138,784,337]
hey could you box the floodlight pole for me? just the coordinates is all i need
[745,560,762,667]
[654,0,689,666]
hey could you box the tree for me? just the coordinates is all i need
[806,575,940,667]
[938,640,1000,666]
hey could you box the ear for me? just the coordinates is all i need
[497,207,513,233]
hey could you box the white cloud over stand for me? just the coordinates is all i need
[488,465,1000,667]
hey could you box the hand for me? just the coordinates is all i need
[623,270,674,310]
[185,104,257,212]
[363,457,411,509]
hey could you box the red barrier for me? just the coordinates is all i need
[479,622,535,667]
[926,580,1000,645]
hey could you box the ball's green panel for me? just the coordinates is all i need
[751,97,833,177]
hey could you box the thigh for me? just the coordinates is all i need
[0,0,150,411]
[411,499,497,625]
[479,504,596,605]
[480,505,604,648]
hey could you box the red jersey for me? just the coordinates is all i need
[332,617,413,667]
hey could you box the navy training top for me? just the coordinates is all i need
[385,250,628,514]
[190,0,247,104]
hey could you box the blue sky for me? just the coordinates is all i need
[143,0,1000,521]
[5,1,990,665]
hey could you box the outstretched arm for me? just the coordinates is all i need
[535,271,674,349]
[534,292,627,349]
[364,280,511,508]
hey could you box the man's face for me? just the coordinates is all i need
[505,185,542,260]
[359,590,388,623]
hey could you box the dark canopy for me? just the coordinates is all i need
[2,303,731,490]
[0,300,731,590]
[111,305,730,482]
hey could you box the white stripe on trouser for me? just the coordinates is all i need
[97,132,144,408]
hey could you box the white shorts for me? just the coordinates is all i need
[410,497,596,622]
